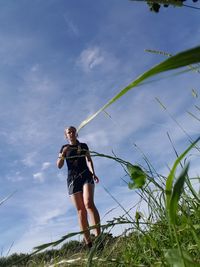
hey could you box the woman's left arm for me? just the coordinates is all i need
[86,151,99,183]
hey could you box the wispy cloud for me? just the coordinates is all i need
[22,152,38,167]
[9,186,71,253]
[77,46,104,72]
[64,15,80,37]
[6,171,24,183]
[33,172,45,183]
[33,161,51,182]
[41,162,51,171]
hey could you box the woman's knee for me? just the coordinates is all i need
[77,206,87,218]
[84,200,95,211]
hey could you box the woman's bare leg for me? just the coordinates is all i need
[83,183,101,237]
[70,192,91,244]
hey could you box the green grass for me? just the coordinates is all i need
[2,138,200,267]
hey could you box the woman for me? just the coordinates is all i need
[57,126,101,248]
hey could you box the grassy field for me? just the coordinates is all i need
[1,137,200,267]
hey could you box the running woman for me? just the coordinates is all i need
[57,126,101,248]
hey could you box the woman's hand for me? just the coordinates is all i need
[93,174,99,183]
[58,152,65,160]
[57,146,69,169]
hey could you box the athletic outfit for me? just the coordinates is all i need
[60,141,94,195]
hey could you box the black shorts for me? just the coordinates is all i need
[67,170,94,195]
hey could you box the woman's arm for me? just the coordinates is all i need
[86,151,99,183]
[57,153,65,169]
[56,146,68,169]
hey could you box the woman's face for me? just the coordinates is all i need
[65,127,77,143]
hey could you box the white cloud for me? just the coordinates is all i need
[76,45,120,74]
[41,162,51,170]
[33,172,44,183]
[32,162,51,182]
[6,171,24,182]
[77,46,104,72]
[22,152,37,167]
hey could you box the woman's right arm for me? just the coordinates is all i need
[57,153,65,169]
[56,145,68,169]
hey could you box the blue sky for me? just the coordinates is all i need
[0,0,200,255]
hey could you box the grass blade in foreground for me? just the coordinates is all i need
[169,163,189,224]
[32,221,132,254]
[165,136,200,211]
[165,249,200,267]
[91,150,147,189]
[78,46,200,131]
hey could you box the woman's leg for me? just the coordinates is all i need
[83,183,101,237]
[70,192,91,244]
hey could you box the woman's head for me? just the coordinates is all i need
[64,126,78,143]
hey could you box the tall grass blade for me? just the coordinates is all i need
[33,231,81,252]
[167,132,179,159]
[165,249,200,267]
[195,105,200,112]
[192,88,198,98]
[91,150,147,189]
[169,163,189,224]
[102,184,134,222]
[156,97,199,147]
[191,227,200,251]
[0,191,17,206]
[90,150,128,165]
[78,46,200,131]
[166,137,200,210]
[32,220,135,254]
[187,111,200,122]
[146,49,200,74]
[145,49,172,57]
[185,176,200,203]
